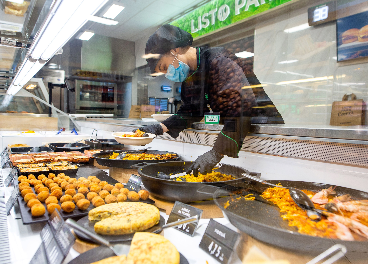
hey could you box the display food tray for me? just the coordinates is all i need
[10,146,53,154]
[84,139,125,150]
[49,143,90,152]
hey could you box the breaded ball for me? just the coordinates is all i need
[91,178,101,184]
[41,178,48,184]
[78,177,87,181]
[77,183,88,189]
[20,179,31,184]
[24,193,37,203]
[138,190,150,200]
[68,178,77,184]
[111,188,120,196]
[37,191,49,202]
[65,189,76,197]
[50,186,62,193]
[34,184,44,193]
[89,184,101,193]
[30,179,42,186]
[88,176,96,181]
[31,204,46,217]
[105,194,117,204]
[65,184,75,190]
[50,189,63,199]
[127,191,140,201]
[21,188,33,197]
[60,181,69,190]
[28,174,36,180]
[47,203,61,214]
[73,193,85,203]
[61,201,75,213]
[19,185,31,192]
[37,187,49,194]
[49,183,58,189]
[87,192,98,201]
[78,187,89,196]
[99,190,109,199]
[64,176,70,181]
[103,184,113,192]
[117,194,127,202]
[91,196,105,207]
[45,196,58,205]
[27,198,41,208]
[57,173,65,178]
[76,199,90,210]
[45,179,54,187]
[18,176,27,182]
[115,183,124,190]
[120,188,129,196]
[60,194,73,203]
[48,173,56,179]
[38,175,46,180]
[99,181,108,187]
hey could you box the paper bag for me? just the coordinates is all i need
[140,105,155,118]
[128,105,141,119]
[330,94,365,126]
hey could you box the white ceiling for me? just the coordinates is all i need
[87,0,207,41]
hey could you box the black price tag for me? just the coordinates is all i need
[4,168,17,187]
[167,201,202,237]
[44,238,64,264]
[41,225,54,247]
[6,188,19,215]
[48,209,64,234]
[199,219,240,264]
[125,174,142,192]
[54,225,75,256]
[29,244,48,264]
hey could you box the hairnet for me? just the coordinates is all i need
[145,24,193,73]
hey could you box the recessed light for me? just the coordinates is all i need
[78,31,95,41]
[89,16,118,25]
[103,4,125,19]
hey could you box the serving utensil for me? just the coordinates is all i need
[66,216,198,256]
[242,173,321,220]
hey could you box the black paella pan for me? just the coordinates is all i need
[137,161,260,203]
[213,180,368,254]
[93,150,180,169]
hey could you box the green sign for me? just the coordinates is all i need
[205,114,220,124]
[171,0,293,38]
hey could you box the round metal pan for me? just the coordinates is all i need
[137,161,258,203]
[93,150,180,169]
[67,245,189,264]
[213,180,368,253]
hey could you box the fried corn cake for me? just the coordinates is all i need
[88,202,160,235]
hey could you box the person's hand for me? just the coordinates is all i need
[134,124,163,135]
[186,149,223,177]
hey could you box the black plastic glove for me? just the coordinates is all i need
[134,124,163,135]
[186,149,223,177]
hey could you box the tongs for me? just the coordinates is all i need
[242,173,322,221]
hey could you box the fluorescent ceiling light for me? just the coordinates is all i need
[278,60,298,64]
[276,76,333,85]
[103,4,125,19]
[89,15,118,25]
[284,23,310,33]
[26,84,37,90]
[235,51,254,58]
[29,0,108,60]
[79,31,95,40]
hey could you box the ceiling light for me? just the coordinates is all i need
[284,23,310,33]
[235,51,254,58]
[78,31,95,40]
[278,60,298,64]
[276,76,333,85]
[89,15,118,25]
[25,84,37,90]
[103,4,125,19]
[29,0,108,60]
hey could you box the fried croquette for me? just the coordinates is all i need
[115,183,124,190]
[138,190,150,200]
[87,192,98,201]
[76,199,90,210]
[91,178,100,184]
[37,187,49,194]
[45,196,58,205]
[103,184,113,192]
[28,174,36,180]
[47,203,61,214]
[18,176,27,182]
[128,191,140,201]
[50,189,63,199]
[34,184,45,192]
[48,173,56,179]
[117,193,127,202]
[24,193,37,203]
[78,187,89,195]
[65,184,75,190]
[60,181,69,190]
[110,188,120,196]
[91,196,105,207]
[60,194,73,203]
[68,178,77,184]
[88,176,96,181]
[37,191,49,202]
[38,175,46,180]
[89,184,101,193]
[21,188,33,197]
[61,201,75,213]
[50,186,62,193]
[73,193,85,203]
[120,188,129,196]
[45,179,54,187]
[99,181,108,187]
[31,204,45,217]
[99,190,109,199]
[27,198,41,208]
[104,194,117,204]
[65,189,76,197]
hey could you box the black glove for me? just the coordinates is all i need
[134,124,163,135]
[186,149,223,177]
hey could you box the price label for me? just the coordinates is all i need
[41,225,54,247]
[125,174,142,192]
[6,188,19,215]
[205,112,220,124]
[48,209,64,234]
[29,244,48,264]
[4,168,17,187]
[54,225,75,256]
[199,219,240,264]
[44,238,64,264]
[167,201,202,237]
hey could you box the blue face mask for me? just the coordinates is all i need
[165,55,190,82]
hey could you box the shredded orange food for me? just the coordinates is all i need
[109,152,177,160]
[261,186,337,238]
[174,171,235,182]
[118,129,145,137]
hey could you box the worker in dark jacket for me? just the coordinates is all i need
[137,24,281,176]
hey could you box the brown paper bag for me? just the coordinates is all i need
[330,94,365,126]
[140,105,155,118]
[128,105,141,119]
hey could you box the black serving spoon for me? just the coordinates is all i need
[242,173,322,221]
